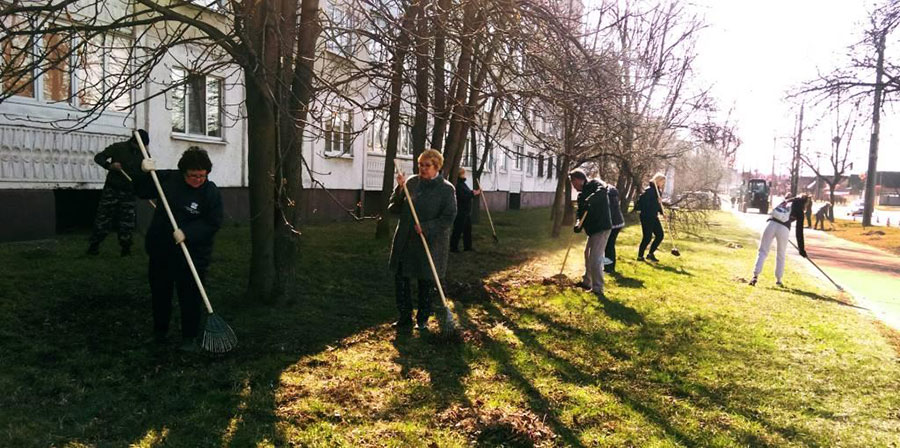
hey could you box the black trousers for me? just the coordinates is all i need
[149,252,205,340]
[638,217,664,257]
[605,227,622,272]
[450,213,473,251]
[395,269,435,325]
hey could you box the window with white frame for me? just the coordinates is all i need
[462,137,472,167]
[500,150,508,172]
[398,119,413,156]
[547,155,553,178]
[526,152,534,176]
[514,145,523,170]
[537,154,544,177]
[74,34,133,111]
[171,68,223,137]
[324,109,353,156]
[1,15,36,98]
[325,0,354,57]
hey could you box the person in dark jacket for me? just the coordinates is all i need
[637,173,666,262]
[389,149,457,330]
[604,185,626,274]
[86,129,149,256]
[804,198,813,228]
[750,194,809,287]
[570,169,613,296]
[450,167,482,252]
[814,202,834,230]
[137,147,223,351]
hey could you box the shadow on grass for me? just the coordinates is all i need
[781,287,868,310]
[597,293,646,326]
[608,271,645,289]
[647,262,694,277]
[0,209,562,446]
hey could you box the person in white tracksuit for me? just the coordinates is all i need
[750,194,809,287]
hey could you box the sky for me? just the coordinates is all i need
[688,0,900,174]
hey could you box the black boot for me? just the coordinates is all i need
[394,275,413,328]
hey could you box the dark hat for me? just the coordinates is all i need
[130,129,150,146]
[568,168,587,181]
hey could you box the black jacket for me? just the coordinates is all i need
[137,170,224,269]
[768,196,807,255]
[576,179,612,235]
[94,140,146,191]
[455,178,475,217]
[637,183,663,219]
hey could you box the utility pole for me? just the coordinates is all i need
[863,30,885,227]
[790,104,804,197]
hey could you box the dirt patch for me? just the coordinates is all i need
[541,274,577,287]
[446,281,493,303]
[863,230,886,236]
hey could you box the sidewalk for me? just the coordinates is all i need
[733,210,900,332]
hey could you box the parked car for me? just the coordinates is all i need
[676,191,721,210]
[850,200,865,216]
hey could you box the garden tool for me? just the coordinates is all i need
[475,180,499,243]
[789,239,843,291]
[653,182,680,257]
[559,210,587,276]
[134,131,237,353]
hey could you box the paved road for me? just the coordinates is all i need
[733,208,900,331]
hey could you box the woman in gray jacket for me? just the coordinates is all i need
[388,149,457,330]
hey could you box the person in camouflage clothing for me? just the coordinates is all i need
[87,129,149,257]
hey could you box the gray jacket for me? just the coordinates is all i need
[389,174,457,280]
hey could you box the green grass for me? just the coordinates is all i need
[1,209,898,447]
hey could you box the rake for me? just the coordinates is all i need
[134,131,237,354]
[654,182,680,257]
[476,180,499,243]
[559,210,587,276]
[393,160,460,340]
[789,239,844,292]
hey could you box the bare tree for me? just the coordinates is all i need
[800,97,862,205]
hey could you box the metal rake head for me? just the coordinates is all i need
[201,313,238,354]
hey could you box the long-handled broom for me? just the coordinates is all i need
[476,180,499,243]
[393,160,460,338]
[133,131,237,353]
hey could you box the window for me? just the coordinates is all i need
[366,111,388,153]
[398,120,412,156]
[42,33,70,102]
[537,154,544,177]
[500,150,508,172]
[547,156,553,178]
[172,68,223,137]
[325,1,354,57]
[514,145,523,170]
[324,109,353,156]
[1,15,35,98]
[526,152,534,176]
[462,137,472,167]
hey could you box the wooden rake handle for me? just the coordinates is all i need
[134,131,215,315]
[476,180,498,241]
[393,160,450,306]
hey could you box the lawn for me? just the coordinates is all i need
[1,209,898,447]
[826,218,900,256]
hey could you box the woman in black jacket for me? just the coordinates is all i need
[637,173,666,262]
[138,147,223,352]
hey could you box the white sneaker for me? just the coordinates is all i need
[603,257,613,266]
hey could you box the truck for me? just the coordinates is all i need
[738,178,770,214]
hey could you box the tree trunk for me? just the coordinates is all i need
[245,78,277,302]
[411,0,430,168]
[430,0,450,150]
[274,0,320,300]
[863,31,885,227]
[375,7,413,239]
